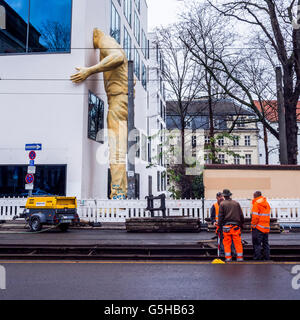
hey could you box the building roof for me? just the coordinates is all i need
[254,100,300,123]
[166,99,255,116]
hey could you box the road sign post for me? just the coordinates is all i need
[25,144,41,197]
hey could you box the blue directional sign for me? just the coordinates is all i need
[29,160,35,166]
[25,144,42,151]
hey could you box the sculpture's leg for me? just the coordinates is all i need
[107,94,128,199]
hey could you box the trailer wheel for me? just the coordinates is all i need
[58,224,69,232]
[30,216,42,232]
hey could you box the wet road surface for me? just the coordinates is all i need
[0,261,299,300]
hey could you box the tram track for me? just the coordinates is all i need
[0,244,299,261]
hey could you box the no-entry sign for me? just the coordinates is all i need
[25,174,34,184]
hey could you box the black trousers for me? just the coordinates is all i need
[252,228,270,260]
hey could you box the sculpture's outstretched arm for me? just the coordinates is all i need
[70,51,124,83]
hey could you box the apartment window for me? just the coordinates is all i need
[218,137,224,147]
[233,136,240,146]
[123,0,132,26]
[218,154,225,164]
[192,136,197,148]
[134,47,140,79]
[205,135,210,145]
[237,117,246,128]
[123,26,132,60]
[142,62,147,90]
[157,171,160,192]
[234,155,240,165]
[142,29,148,58]
[88,91,104,142]
[134,11,140,44]
[245,135,251,146]
[0,0,72,54]
[204,154,212,165]
[111,2,121,44]
[135,132,140,158]
[245,154,252,165]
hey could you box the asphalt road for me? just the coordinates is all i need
[0,229,299,245]
[0,261,299,300]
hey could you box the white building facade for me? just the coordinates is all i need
[146,32,167,196]
[0,0,162,199]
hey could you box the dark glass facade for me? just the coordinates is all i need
[0,0,72,54]
[88,91,104,143]
[0,165,66,197]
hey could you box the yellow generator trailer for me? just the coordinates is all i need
[21,196,80,232]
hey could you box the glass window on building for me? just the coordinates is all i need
[123,26,131,60]
[141,62,147,90]
[192,136,197,148]
[237,117,246,128]
[141,29,147,58]
[0,165,66,197]
[88,91,104,143]
[218,154,225,164]
[245,135,251,146]
[135,133,140,158]
[204,154,212,165]
[233,136,239,146]
[157,171,160,192]
[111,1,121,44]
[123,0,132,26]
[218,137,224,147]
[0,0,72,54]
[134,11,140,44]
[134,47,140,79]
[234,155,240,165]
[245,154,252,165]
[205,135,210,145]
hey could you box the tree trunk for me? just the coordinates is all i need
[283,70,299,164]
[263,124,269,165]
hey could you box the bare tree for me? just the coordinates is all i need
[39,20,71,52]
[205,0,300,164]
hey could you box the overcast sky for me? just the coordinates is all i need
[147,0,185,31]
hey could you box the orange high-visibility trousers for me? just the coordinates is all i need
[222,225,243,261]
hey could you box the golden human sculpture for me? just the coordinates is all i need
[71,28,131,199]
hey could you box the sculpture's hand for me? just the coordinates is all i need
[70,67,91,83]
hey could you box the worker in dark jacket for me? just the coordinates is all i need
[219,189,245,262]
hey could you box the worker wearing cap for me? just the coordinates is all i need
[218,189,245,262]
[251,191,271,260]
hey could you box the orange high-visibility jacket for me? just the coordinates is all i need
[214,203,219,224]
[251,196,271,233]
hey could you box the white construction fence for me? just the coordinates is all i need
[0,197,300,224]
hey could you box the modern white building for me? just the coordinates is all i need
[0,0,163,199]
[147,32,167,195]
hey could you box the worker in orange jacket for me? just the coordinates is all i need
[219,189,244,262]
[251,191,271,260]
[210,192,224,234]
[210,192,224,256]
